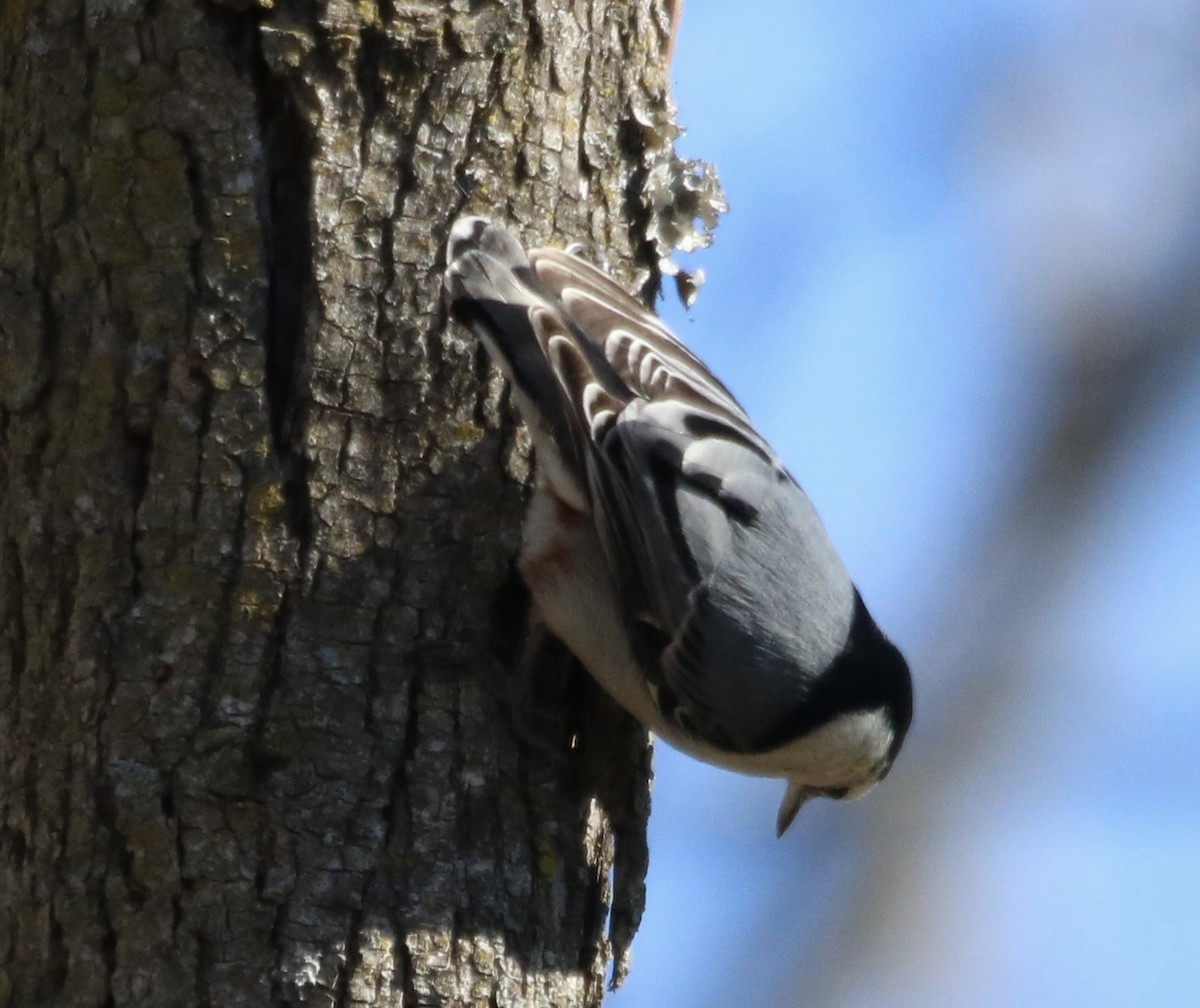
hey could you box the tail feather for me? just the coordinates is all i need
[443,215,769,501]
[444,218,587,479]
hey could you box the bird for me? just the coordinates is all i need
[443,216,912,836]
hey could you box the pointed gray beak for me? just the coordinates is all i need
[776,782,819,837]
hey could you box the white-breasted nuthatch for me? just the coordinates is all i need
[444,217,912,836]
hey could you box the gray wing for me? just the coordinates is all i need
[525,248,857,754]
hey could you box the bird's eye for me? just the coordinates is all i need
[822,787,850,800]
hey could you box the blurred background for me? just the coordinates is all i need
[610,1,1200,1006]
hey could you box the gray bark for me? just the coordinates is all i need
[0,1,718,1004]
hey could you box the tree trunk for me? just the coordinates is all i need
[0,2,719,1004]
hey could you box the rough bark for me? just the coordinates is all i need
[0,1,720,1005]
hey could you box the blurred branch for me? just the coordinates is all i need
[786,242,1200,1005]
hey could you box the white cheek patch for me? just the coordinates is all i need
[786,709,894,793]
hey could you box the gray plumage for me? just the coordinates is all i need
[444,216,912,835]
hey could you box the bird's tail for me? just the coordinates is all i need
[446,215,619,510]
[443,217,572,431]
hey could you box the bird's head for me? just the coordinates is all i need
[776,608,912,837]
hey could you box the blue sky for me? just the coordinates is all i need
[610,3,1200,1006]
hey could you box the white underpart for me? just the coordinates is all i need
[519,484,666,732]
[657,707,894,791]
